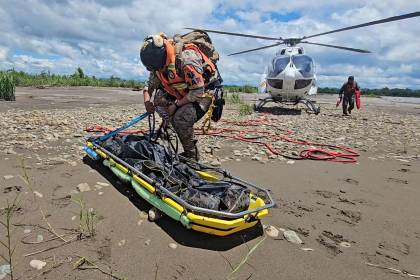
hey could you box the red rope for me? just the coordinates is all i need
[85,114,359,163]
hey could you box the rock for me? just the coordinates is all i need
[283,230,303,244]
[233,150,241,156]
[265,225,279,238]
[29,260,47,270]
[210,160,221,167]
[76,183,91,192]
[251,155,261,161]
[3,175,14,180]
[118,240,126,247]
[339,241,351,248]
[37,234,44,243]
[34,191,43,198]
[301,248,314,251]
[144,239,151,246]
[23,229,31,234]
[168,243,178,249]
[0,264,11,279]
[96,182,110,187]
[286,160,295,165]
[71,216,77,221]
[98,192,104,196]
[204,147,212,153]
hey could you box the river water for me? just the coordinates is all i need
[382,96,420,104]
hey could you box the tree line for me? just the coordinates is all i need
[1,68,419,97]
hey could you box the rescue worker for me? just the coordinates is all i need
[140,33,222,160]
[338,76,360,116]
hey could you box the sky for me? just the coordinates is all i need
[0,0,419,89]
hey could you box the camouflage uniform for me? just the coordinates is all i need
[144,49,214,158]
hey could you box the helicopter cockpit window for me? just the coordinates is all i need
[268,56,290,77]
[292,55,314,78]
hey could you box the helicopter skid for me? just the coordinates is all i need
[254,96,320,114]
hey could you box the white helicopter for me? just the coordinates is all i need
[187,11,420,114]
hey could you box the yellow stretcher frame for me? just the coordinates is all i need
[86,141,270,236]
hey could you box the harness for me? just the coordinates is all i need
[155,40,217,100]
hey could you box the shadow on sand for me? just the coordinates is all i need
[83,157,264,251]
[256,106,302,115]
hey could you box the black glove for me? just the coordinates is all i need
[145,101,155,113]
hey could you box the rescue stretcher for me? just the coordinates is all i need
[84,113,275,236]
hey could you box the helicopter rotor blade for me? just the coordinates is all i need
[185,28,282,41]
[228,43,284,56]
[301,41,371,53]
[303,11,420,39]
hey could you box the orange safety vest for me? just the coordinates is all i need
[155,39,217,100]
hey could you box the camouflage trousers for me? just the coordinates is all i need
[153,90,208,156]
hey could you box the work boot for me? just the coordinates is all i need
[179,149,200,161]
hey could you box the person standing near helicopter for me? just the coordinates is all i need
[338,76,360,116]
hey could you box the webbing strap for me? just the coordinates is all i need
[201,92,215,134]
[95,112,150,143]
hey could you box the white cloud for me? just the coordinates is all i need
[0,47,8,60]
[0,0,419,88]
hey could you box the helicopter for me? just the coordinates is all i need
[187,11,420,114]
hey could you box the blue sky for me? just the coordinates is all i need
[0,0,419,88]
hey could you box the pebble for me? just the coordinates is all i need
[37,234,44,243]
[118,240,126,247]
[339,241,351,248]
[96,182,110,187]
[210,160,221,167]
[23,229,31,234]
[34,191,43,198]
[265,225,280,238]
[71,216,77,221]
[286,160,295,165]
[98,191,104,196]
[301,248,314,251]
[3,175,14,180]
[0,264,11,279]
[144,239,151,246]
[76,183,91,192]
[168,243,178,249]
[251,155,261,161]
[283,230,303,244]
[29,260,47,270]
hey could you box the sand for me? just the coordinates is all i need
[0,87,419,280]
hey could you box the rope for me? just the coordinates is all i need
[201,91,215,134]
[85,113,359,163]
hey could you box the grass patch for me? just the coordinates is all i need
[226,92,254,116]
[0,72,16,101]
[239,103,253,116]
[71,196,98,238]
[0,196,20,280]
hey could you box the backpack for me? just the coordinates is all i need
[173,30,219,63]
[174,30,224,122]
